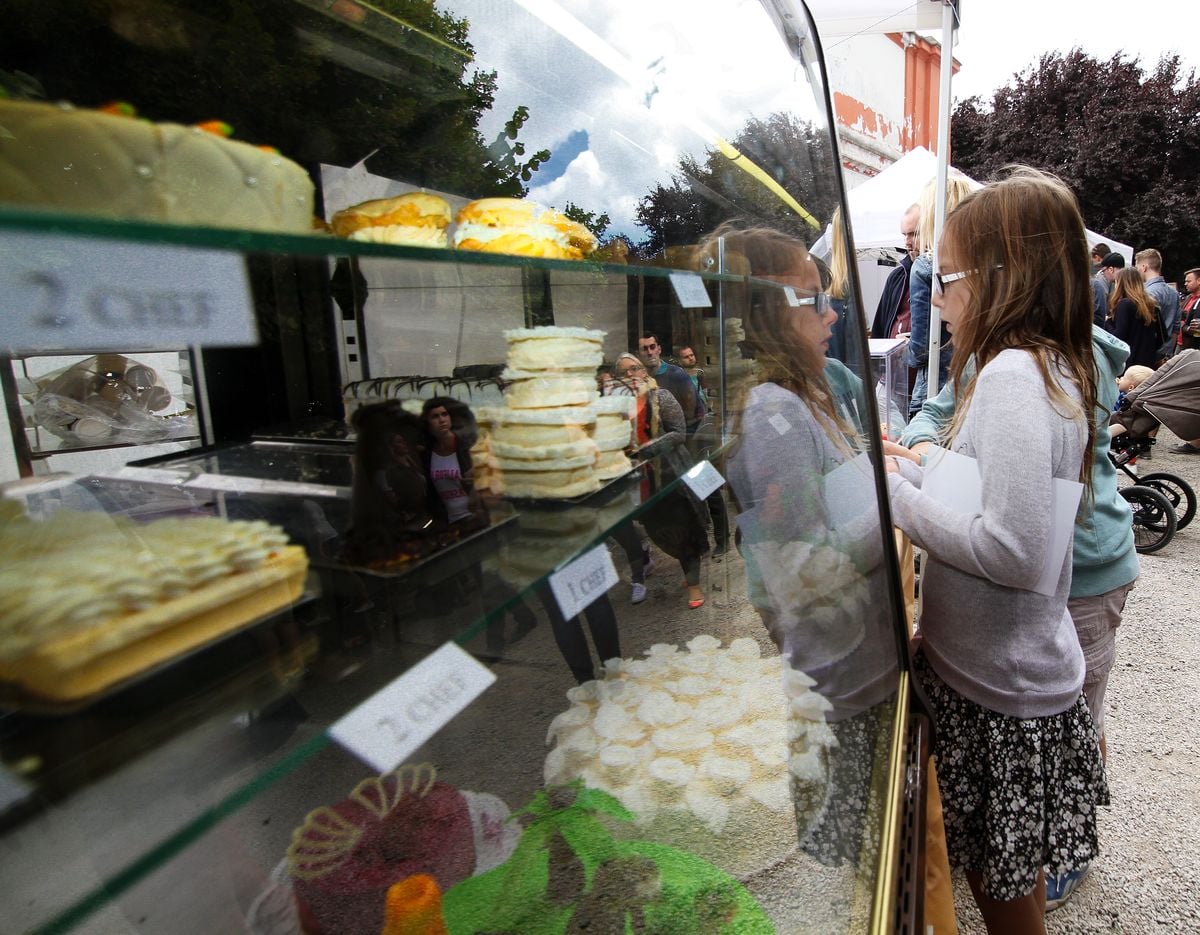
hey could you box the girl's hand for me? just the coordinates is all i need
[882,440,921,464]
[884,456,902,475]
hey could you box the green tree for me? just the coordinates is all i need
[1,0,549,196]
[952,49,1200,279]
[635,112,838,255]
[561,201,611,241]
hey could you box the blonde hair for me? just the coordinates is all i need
[918,171,974,258]
[1134,248,1162,273]
[828,206,850,301]
[1109,267,1158,326]
[1122,364,1154,387]
[940,166,1097,487]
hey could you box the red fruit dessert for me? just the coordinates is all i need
[286,764,475,935]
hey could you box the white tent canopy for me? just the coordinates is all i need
[807,0,945,37]
[811,147,1134,262]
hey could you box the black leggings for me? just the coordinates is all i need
[537,588,621,684]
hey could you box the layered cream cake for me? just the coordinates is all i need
[503,327,604,373]
[544,635,837,877]
[593,396,635,480]
[0,507,306,702]
[500,370,598,409]
[0,99,315,232]
[487,327,609,499]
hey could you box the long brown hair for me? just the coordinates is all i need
[1108,266,1158,326]
[695,222,858,449]
[942,167,1097,487]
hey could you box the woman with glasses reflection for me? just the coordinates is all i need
[612,352,709,609]
[886,169,1106,931]
[700,222,898,868]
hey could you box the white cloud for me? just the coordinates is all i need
[456,0,833,237]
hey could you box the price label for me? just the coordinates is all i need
[549,544,619,621]
[782,286,801,306]
[0,231,258,354]
[668,272,713,308]
[329,643,496,774]
[682,459,725,500]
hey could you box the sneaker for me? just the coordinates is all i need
[631,583,647,604]
[1169,442,1200,454]
[1045,863,1090,912]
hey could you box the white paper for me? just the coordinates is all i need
[668,272,713,308]
[921,446,1082,597]
[329,643,496,774]
[821,452,875,530]
[0,231,257,354]
[549,544,619,620]
[682,460,725,500]
[768,413,792,435]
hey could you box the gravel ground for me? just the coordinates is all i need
[952,427,1200,933]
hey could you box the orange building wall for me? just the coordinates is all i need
[889,33,959,155]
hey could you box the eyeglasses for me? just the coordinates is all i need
[784,289,833,314]
[932,264,1003,296]
[932,269,974,295]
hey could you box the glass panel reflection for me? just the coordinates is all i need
[1,1,909,932]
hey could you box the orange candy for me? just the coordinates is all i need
[379,875,449,935]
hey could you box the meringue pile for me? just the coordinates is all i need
[0,509,291,660]
[544,635,836,873]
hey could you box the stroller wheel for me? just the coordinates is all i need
[1137,472,1197,530]
[1121,485,1177,554]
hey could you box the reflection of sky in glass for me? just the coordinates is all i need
[450,0,826,238]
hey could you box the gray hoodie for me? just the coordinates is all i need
[902,327,1138,598]
[888,349,1087,718]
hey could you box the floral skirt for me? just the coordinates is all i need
[914,651,1110,901]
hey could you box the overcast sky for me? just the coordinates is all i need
[947,0,1194,101]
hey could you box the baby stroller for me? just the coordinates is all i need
[1109,351,1200,553]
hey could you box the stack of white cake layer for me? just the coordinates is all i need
[593,395,635,480]
[488,327,606,498]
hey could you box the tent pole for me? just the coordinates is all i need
[927,0,957,400]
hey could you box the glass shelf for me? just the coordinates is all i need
[0,206,746,284]
[1,442,731,933]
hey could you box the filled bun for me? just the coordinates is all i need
[330,192,452,246]
[453,198,597,260]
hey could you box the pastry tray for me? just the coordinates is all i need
[0,546,309,709]
[314,513,518,580]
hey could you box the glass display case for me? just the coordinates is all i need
[868,337,911,443]
[0,1,924,932]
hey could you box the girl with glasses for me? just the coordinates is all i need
[886,168,1106,932]
[703,222,899,870]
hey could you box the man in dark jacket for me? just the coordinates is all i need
[870,203,920,339]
